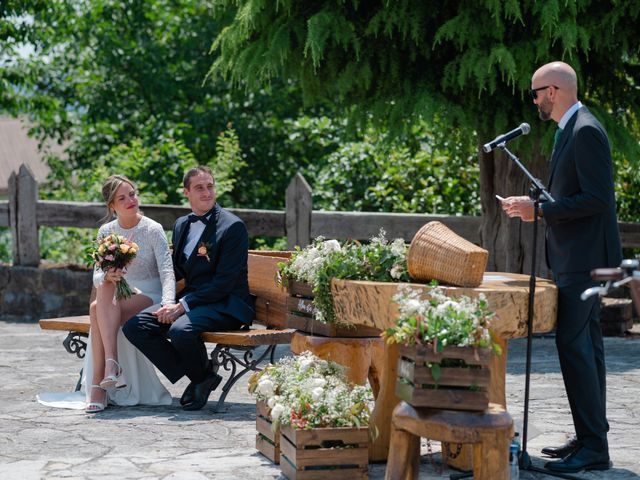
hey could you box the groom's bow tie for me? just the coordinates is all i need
[188,213,209,225]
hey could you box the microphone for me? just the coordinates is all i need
[483,123,530,153]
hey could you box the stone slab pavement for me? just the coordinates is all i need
[1,320,639,479]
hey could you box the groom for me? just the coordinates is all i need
[124,166,254,411]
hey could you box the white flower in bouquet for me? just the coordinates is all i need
[298,355,315,373]
[311,377,326,388]
[323,239,341,253]
[311,387,324,402]
[267,395,279,409]
[390,238,406,257]
[270,403,285,420]
[257,376,275,397]
[390,263,405,280]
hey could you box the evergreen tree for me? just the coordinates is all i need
[210,0,640,273]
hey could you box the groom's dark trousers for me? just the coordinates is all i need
[123,203,254,384]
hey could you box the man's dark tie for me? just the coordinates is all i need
[188,213,209,225]
[553,127,563,150]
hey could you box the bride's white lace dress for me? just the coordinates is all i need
[37,215,175,409]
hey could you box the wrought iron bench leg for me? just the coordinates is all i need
[63,331,88,391]
[209,344,278,413]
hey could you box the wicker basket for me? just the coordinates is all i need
[407,221,488,287]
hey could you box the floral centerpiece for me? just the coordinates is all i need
[248,351,374,430]
[383,283,501,354]
[249,352,373,476]
[278,230,409,324]
[88,233,139,301]
[383,284,501,411]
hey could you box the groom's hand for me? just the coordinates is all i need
[153,303,185,324]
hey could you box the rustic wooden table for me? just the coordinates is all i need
[327,273,558,465]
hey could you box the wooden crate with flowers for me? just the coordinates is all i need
[383,284,502,412]
[278,232,409,337]
[248,352,373,479]
[255,399,280,464]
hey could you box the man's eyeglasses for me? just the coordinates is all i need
[530,85,559,100]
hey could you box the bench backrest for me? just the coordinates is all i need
[248,251,291,329]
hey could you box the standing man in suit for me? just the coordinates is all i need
[124,166,254,411]
[502,61,621,473]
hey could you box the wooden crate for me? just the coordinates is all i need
[600,297,634,336]
[280,424,369,480]
[256,401,280,464]
[395,344,493,412]
[286,281,381,338]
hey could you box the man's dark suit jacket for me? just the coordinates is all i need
[542,106,622,273]
[171,203,254,325]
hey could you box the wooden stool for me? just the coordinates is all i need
[385,401,513,480]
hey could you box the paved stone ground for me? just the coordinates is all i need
[1,320,639,479]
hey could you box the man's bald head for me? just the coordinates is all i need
[531,61,579,122]
[532,62,578,96]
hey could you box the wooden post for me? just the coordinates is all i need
[9,164,40,266]
[285,172,312,249]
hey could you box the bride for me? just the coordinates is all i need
[38,174,175,412]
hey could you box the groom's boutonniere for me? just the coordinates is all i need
[196,242,212,262]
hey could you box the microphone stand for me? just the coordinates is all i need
[497,144,581,479]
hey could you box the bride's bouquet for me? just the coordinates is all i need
[89,233,139,301]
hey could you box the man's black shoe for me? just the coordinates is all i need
[541,436,580,458]
[182,372,222,411]
[180,382,195,406]
[180,361,214,406]
[544,446,611,473]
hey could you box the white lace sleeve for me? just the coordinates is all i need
[150,223,176,305]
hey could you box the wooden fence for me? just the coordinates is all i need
[2,164,640,266]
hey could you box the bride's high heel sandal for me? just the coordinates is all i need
[99,358,124,390]
[85,385,107,413]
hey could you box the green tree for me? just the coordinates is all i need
[2,0,337,210]
[314,120,481,215]
[210,0,640,274]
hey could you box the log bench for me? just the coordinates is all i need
[39,251,296,412]
[385,401,513,480]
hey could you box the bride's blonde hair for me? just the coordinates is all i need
[101,174,137,220]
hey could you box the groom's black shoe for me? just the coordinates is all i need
[180,382,196,406]
[544,446,611,473]
[181,361,214,406]
[541,436,580,458]
[182,371,222,411]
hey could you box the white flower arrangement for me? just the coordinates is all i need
[279,237,342,286]
[248,351,374,430]
[383,284,502,354]
[278,230,410,323]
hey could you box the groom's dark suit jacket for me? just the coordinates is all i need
[542,106,622,273]
[172,203,254,325]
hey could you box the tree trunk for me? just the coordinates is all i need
[478,141,550,278]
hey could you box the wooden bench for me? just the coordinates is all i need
[385,401,513,480]
[39,251,295,412]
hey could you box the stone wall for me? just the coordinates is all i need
[0,264,92,322]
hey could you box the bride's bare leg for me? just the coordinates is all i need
[88,300,107,405]
[95,280,120,379]
[118,294,154,327]
[97,288,154,380]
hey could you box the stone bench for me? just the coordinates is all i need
[39,251,295,412]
